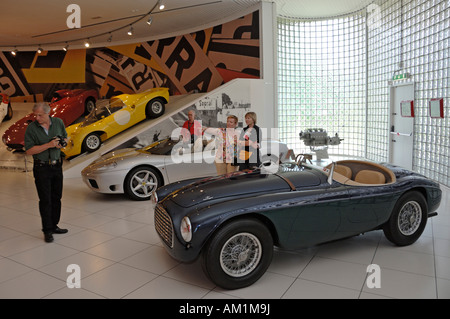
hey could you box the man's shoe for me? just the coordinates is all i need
[44,233,54,243]
[53,226,68,234]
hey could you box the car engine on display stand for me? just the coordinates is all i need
[299,128,343,161]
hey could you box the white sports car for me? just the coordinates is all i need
[81,138,291,200]
[0,93,13,123]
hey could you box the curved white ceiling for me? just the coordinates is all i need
[275,0,374,19]
[0,0,373,51]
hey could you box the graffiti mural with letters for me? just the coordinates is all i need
[0,11,260,101]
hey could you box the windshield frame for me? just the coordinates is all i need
[79,98,126,127]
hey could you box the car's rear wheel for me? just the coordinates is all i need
[84,98,96,115]
[124,166,162,201]
[201,218,273,289]
[383,191,428,246]
[145,98,165,119]
[82,133,101,153]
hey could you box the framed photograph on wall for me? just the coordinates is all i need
[400,100,414,117]
[429,98,444,118]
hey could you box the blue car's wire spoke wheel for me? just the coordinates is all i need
[201,218,273,289]
[398,201,422,236]
[383,191,428,246]
[220,232,262,278]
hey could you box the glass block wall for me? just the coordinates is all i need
[277,15,367,158]
[367,0,449,186]
[277,0,449,186]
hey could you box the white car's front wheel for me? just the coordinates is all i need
[124,166,162,201]
[1,102,13,122]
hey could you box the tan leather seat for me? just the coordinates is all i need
[354,170,386,184]
[334,165,352,179]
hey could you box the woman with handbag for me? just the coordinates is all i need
[203,115,240,175]
[238,112,261,170]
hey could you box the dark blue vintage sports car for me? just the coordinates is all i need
[153,160,442,289]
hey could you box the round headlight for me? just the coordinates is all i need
[180,216,192,242]
[96,161,117,171]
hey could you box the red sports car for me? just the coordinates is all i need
[2,89,98,151]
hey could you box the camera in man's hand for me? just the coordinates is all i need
[55,135,67,148]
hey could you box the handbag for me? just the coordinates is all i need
[239,150,253,161]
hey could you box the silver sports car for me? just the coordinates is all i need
[81,138,290,200]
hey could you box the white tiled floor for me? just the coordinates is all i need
[0,169,449,299]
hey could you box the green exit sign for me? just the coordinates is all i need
[392,73,411,81]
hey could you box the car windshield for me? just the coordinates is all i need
[79,98,126,127]
[51,93,62,103]
[139,138,216,156]
[140,139,178,155]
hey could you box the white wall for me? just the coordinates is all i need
[259,1,278,130]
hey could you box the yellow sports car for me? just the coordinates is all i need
[62,87,169,158]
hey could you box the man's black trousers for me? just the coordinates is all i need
[33,163,63,234]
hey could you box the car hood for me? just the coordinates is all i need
[2,116,32,145]
[98,148,138,161]
[163,169,322,208]
[3,112,69,147]
[84,148,142,170]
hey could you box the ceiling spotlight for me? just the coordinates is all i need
[146,15,153,25]
[107,34,113,42]
[63,43,69,51]
[127,26,134,36]
[84,39,90,48]
[37,46,43,54]
[159,0,165,10]
[11,48,18,56]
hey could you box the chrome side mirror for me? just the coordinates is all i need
[327,162,335,185]
[260,160,279,174]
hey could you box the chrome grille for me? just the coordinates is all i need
[154,204,173,248]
